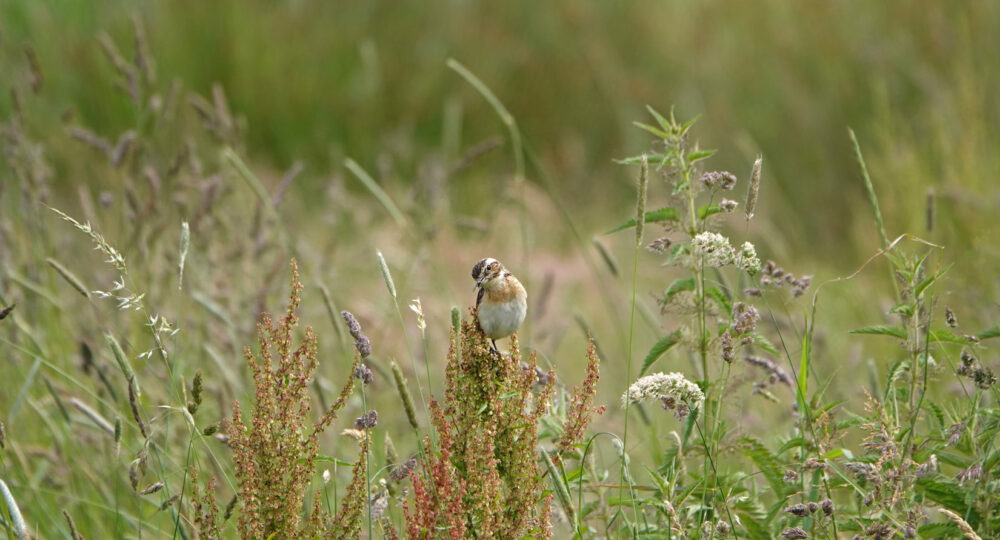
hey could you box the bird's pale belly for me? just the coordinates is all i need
[478,296,527,339]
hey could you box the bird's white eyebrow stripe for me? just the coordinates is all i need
[483,258,497,268]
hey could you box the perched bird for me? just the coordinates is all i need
[471,257,527,352]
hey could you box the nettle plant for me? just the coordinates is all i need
[611,108,820,538]
[605,109,999,539]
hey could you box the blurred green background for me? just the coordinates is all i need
[4,0,998,261]
[2,1,999,535]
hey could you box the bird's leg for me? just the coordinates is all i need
[491,339,500,355]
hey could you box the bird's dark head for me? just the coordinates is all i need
[472,257,505,289]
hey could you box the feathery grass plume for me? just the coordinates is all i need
[105,334,138,396]
[636,154,648,246]
[97,31,139,104]
[746,155,762,220]
[0,479,28,540]
[130,13,155,87]
[158,495,179,512]
[42,376,71,422]
[555,339,603,456]
[178,221,190,290]
[390,361,419,430]
[925,187,935,233]
[50,207,126,272]
[139,482,165,495]
[62,509,84,540]
[187,370,203,414]
[69,397,115,435]
[46,257,90,298]
[127,376,147,438]
[450,306,460,333]
[223,496,238,521]
[385,433,400,496]
[0,304,14,321]
[848,127,889,248]
[376,250,397,299]
[0,421,5,449]
[23,44,43,93]
[225,259,357,538]
[408,309,555,538]
[939,508,983,540]
[114,417,122,445]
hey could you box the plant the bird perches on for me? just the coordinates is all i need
[406,308,601,538]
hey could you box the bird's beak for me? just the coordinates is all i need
[474,278,483,290]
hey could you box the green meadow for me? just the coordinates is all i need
[1,2,998,538]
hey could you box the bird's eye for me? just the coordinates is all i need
[487,264,494,270]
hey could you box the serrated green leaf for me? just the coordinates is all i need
[777,436,806,454]
[605,207,680,234]
[929,329,968,344]
[640,331,682,376]
[646,105,672,132]
[849,325,907,339]
[615,152,668,165]
[976,325,999,340]
[752,332,780,355]
[917,523,961,538]
[914,263,952,298]
[697,204,723,220]
[915,473,981,525]
[686,149,717,163]
[888,303,914,317]
[740,437,788,499]
[935,451,970,469]
[926,401,946,430]
[737,510,772,540]
[633,121,671,140]
[664,278,695,298]
[664,243,688,264]
[706,287,732,315]
[680,114,701,135]
[671,179,689,195]
[884,358,908,398]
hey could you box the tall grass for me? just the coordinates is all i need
[1,12,999,539]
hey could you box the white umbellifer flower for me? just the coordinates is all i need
[622,372,704,407]
[736,241,761,275]
[692,232,735,267]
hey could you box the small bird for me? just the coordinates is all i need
[471,257,527,352]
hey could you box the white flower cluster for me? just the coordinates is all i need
[692,232,734,267]
[692,232,761,275]
[736,242,761,275]
[622,372,704,407]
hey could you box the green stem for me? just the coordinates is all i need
[619,237,642,538]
